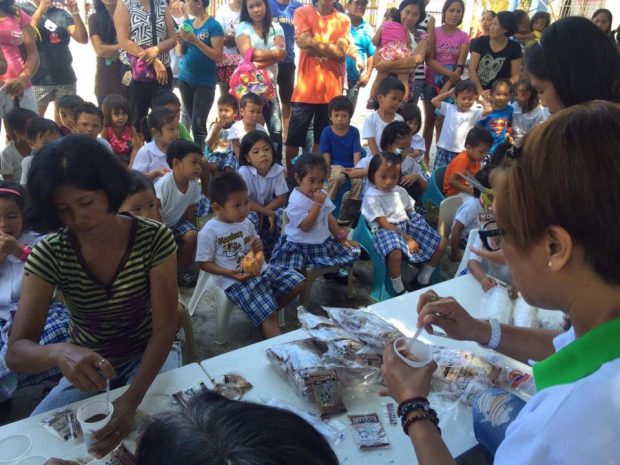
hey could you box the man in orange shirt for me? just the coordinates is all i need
[443,127,492,197]
[284,0,350,176]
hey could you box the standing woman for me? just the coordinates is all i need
[176,0,223,149]
[216,0,241,96]
[114,0,177,127]
[235,0,285,162]
[19,0,87,116]
[469,11,521,94]
[89,0,126,106]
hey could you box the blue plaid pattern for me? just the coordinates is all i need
[270,236,360,270]
[372,212,441,264]
[434,148,460,168]
[171,218,197,242]
[224,265,304,326]
[194,193,211,218]
[208,151,238,171]
[247,207,285,260]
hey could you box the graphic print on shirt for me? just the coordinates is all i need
[218,230,251,267]
[478,54,505,86]
[487,117,509,136]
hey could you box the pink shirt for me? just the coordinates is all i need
[0,12,32,83]
[425,26,469,84]
[381,21,407,45]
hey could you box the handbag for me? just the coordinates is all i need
[228,47,276,102]
[128,0,158,82]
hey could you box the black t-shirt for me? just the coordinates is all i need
[19,2,76,86]
[471,36,522,90]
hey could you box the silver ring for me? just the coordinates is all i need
[97,359,106,368]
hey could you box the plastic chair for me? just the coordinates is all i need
[331,177,352,218]
[420,166,447,209]
[437,195,463,239]
[455,228,479,277]
[179,303,198,363]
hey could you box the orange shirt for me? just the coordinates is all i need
[291,5,350,104]
[443,151,481,196]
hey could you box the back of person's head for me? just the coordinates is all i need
[142,107,177,142]
[400,103,422,127]
[526,16,620,108]
[384,7,399,22]
[218,94,239,112]
[513,9,529,27]
[166,139,202,168]
[495,100,620,285]
[491,78,513,94]
[465,126,493,149]
[328,95,354,118]
[496,11,517,37]
[210,171,247,206]
[530,11,550,30]
[56,94,84,111]
[127,169,155,196]
[441,0,464,25]
[398,0,426,25]
[239,130,276,167]
[25,117,59,142]
[27,134,132,232]
[102,93,131,128]
[74,102,104,123]
[380,121,411,150]
[151,89,181,109]
[93,0,117,44]
[4,107,37,139]
[135,390,339,465]
[368,151,401,184]
[0,0,18,15]
[453,79,477,96]
[377,76,406,97]
[239,92,263,109]
[295,153,328,179]
[486,140,512,169]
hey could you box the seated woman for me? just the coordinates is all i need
[381,100,620,464]
[7,135,180,459]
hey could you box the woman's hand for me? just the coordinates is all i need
[0,232,22,258]
[140,46,160,64]
[53,344,115,393]
[153,59,168,85]
[2,76,27,98]
[381,341,437,403]
[37,0,52,13]
[89,393,139,458]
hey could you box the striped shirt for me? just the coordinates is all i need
[25,215,176,369]
[413,14,432,82]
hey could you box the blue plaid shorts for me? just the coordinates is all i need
[434,148,459,169]
[194,193,211,218]
[172,218,197,242]
[208,151,238,171]
[372,212,441,264]
[224,265,305,326]
[270,236,360,270]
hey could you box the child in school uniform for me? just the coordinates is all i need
[206,94,239,176]
[228,93,268,160]
[362,77,405,156]
[196,172,305,338]
[132,108,179,181]
[400,103,426,168]
[1,108,37,182]
[20,118,60,185]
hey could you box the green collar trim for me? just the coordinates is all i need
[534,317,620,391]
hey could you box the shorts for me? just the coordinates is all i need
[194,193,211,218]
[286,103,330,148]
[421,82,438,101]
[277,62,296,106]
[208,150,238,171]
[434,147,459,169]
[171,218,197,242]
[31,82,77,106]
[0,87,37,118]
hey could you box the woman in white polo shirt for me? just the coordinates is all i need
[380,100,620,465]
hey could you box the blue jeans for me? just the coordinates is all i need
[178,80,216,150]
[263,97,283,164]
[30,345,182,416]
[346,79,361,112]
[472,387,526,462]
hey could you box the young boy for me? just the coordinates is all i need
[151,89,193,142]
[431,79,492,168]
[1,108,37,182]
[477,78,513,155]
[206,94,238,176]
[228,93,268,159]
[195,172,305,338]
[55,95,84,135]
[400,103,426,167]
[21,117,60,184]
[443,126,492,197]
[73,103,114,152]
[154,139,202,272]
[362,77,405,156]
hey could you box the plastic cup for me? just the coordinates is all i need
[76,400,114,448]
[180,23,193,33]
[392,336,433,368]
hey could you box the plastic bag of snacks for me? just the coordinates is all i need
[228,48,276,103]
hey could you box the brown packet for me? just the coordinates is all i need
[304,370,347,418]
[172,382,210,409]
[348,413,391,449]
[213,373,253,400]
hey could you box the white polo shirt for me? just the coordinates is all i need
[284,188,335,244]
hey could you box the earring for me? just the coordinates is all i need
[548,261,553,269]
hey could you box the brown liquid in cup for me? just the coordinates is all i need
[85,413,107,423]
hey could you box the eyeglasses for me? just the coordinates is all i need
[478,219,504,252]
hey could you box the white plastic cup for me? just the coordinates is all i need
[393,336,433,368]
[76,400,114,448]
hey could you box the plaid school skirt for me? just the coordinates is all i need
[224,265,304,326]
[270,236,360,271]
[208,151,238,171]
[372,212,441,264]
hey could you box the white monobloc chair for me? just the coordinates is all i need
[455,228,479,277]
[437,195,464,239]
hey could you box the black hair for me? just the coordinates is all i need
[141,107,177,142]
[93,0,117,45]
[398,0,426,27]
[441,0,465,26]
[151,89,181,109]
[56,95,84,111]
[239,92,264,109]
[26,135,132,232]
[377,76,406,96]
[465,126,493,148]
[0,0,17,16]
[368,152,401,184]
[496,11,517,37]
[294,153,328,180]
[240,0,273,44]
[239,130,276,167]
[210,171,247,205]
[491,78,512,94]
[526,16,620,108]
[166,139,202,168]
[400,103,422,130]
[592,8,613,34]
[0,180,26,214]
[472,167,490,198]
[530,11,550,31]
[482,9,496,18]
[74,102,104,123]
[135,390,339,465]
[4,107,37,139]
[217,94,239,111]
[25,117,59,141]
[102,94,131,128]
[380,121,411,150]
[486,140,512,169]
[127,170,155,196]
[453,79,477,96]
[384,7,399,22]
[328,95,354,117]
[513,9,529,28]
[515,76,539,113]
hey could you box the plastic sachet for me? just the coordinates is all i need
[481,286,513,324]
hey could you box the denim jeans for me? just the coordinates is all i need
[472,387,527,462]
[178,81,216,150]
[346,79,361,112]
[263,97,283,164]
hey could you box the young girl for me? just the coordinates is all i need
[361,152,446,295]
[0,181,69,401]
[102,94,141,166]
[132,108,180,180]
[476,9,495,37]
[270,154,360,274]
[238,131,287,258]
[510,77,548,147]
[369,8,411,100]
[527,11,550,48]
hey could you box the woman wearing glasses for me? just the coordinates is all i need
[380,100,620,465]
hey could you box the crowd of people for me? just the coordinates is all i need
[0,0,618,463]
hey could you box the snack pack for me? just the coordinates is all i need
[213,373,253,400]
[40,408,81,441]
[348,413,391,449]
[240,250,264,276]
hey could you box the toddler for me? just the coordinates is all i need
[510,77,548,147]
[206,94,238,175]
[55,95,84,135]
[72,103,113,152]
[20,118,60,185]
[102,94,141,165]
[133,108,179,180]
[1,108,37,182]
[443,126,492,197]
[528,11,550,47]
[476,78,513,155]
[228,93,268,159]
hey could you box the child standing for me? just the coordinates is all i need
[476,78,513,155]
[431,79,492,167]
[55,95,84,135]
[72,103,114,152]
[270,154,360,273]
[362,77,405,156]
[228,93,268,159]
[132,108,179,180]
[510,77,547,147]
[206,94,238,175]
[196,172,305,338]
[361,152,447,294]
[443,126,492,197]
[20,118,60,185]
[1,108,37,182]
[151,89,193,142]
[238,131,288,258]
[102,94,141,166]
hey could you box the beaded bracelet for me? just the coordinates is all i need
[19,245,31,262]
[402,412,441,435]
[397,397,429,417]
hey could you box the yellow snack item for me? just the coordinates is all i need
[241,250,264,276]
